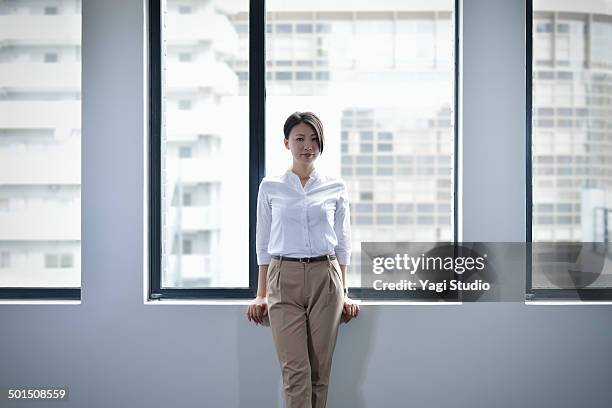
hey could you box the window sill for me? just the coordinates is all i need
[0,300,81,305]
[143,298,462,306]
[525,300,612,305]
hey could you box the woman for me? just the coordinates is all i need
[246,111,359,408]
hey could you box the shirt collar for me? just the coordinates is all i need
[285,168,320,183]
[285,168,321,190]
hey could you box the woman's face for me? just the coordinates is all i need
[284,122,320,165]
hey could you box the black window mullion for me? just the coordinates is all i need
[149,0,162,299]
[249,0,266,298]
[0,288,80,300]
[454,0,460,247]
[526,0,534,300]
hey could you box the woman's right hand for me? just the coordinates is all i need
[246,296,268,325]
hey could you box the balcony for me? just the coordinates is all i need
[167,206,223,231]
[0,265,80,287]
[165,106,227,138]
[0,15,80,45]
[0,101,80,129]
[165,254,215,283]
[165,156,226,184]
[0,63,80,92]
[165,60,237,96]
[0,204,80,241]
[165,13,237,57]
[0,143,80,185]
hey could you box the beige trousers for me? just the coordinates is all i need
[266,255,344,408]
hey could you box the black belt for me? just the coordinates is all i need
[271,254,336,263]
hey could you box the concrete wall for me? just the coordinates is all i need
[1,1,611,407]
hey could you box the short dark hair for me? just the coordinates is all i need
[283,111,325,155]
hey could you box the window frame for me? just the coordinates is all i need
[0,248,80,299]
[0,4,81,301]
[525,0,612,301]
[148,0,460,300]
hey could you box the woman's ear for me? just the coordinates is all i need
[283,137,289,149]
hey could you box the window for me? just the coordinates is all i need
[44,53,58,63]
[45,254,59,269]
[178,5,192,15]
[182,192,192,206]
[0,1,81,300]
[315,71,329,81]
[270,2,456,294]
[149,0,458,299]
[275,71,292,80]
[182,240,192,255]
[177,99,192,110]
[150,0,250,298]
[178,52,192,62]
[296,24,312,33]
[0,252,10,268]
[360,143,373,153]
[178,146,192,158]
[528,0,612,300]
[60,254,74,268]
[44,6,58,15]
[45,253,72,269]
[296,71,312,80]
[276,24,292,34]
[265,0,456,294]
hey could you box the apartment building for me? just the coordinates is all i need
[0,0,81,287]
[532,3,612,243]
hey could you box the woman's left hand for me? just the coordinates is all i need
[342,295,359,323]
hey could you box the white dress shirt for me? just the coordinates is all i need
[256,168,352,266]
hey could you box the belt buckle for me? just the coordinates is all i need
[299,257,308,263]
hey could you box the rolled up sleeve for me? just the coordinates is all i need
[255,181,272,265]
[333,181,352,265]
